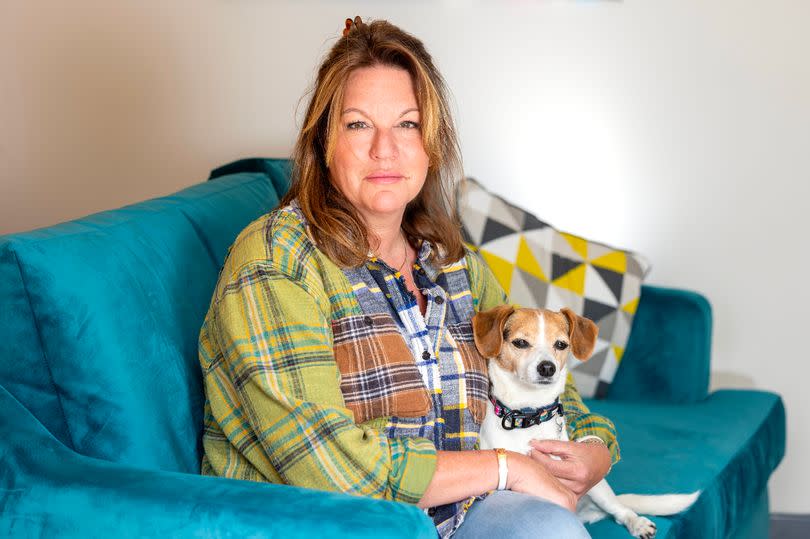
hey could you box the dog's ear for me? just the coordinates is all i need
[472,305,515,359]
[561,308,599,360]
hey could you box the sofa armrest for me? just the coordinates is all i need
[606,285,712,403]
[0,386,435,539]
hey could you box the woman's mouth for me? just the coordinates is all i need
[366,173,404,184]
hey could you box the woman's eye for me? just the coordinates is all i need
[398,120,420,129]
[346,121,368,130]
[554,340,569,351]
[511,338,530,349]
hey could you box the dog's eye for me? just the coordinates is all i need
[511,338,530,349]
[554,340,569,351]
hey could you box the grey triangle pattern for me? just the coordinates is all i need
[522,227,554,252]
[487,198,523,231]
[612,311,633,349]
[584,265,620,307]
[511,268,549,308]
[591,337,611,357]
[626,253,648,278]
[587,242,615,261]
[521,233,553,279]
[620,272,642,307]
[568,356,584,371]
[598,350,620,383]
[546,285,584,313]
[460,207,489,246]
[596,311,617,341]
[460,180,493,213]
[583,298,615,323]
[523,211,550,231]
[552,234,585,262]
[507,266,534,307]
[570,371,598,397]
[481,218,518,244]
[592,266,624,304]
[506,203,529,231]
[551,254,583,282]
[573,347,608,377]
[480,232,522,263]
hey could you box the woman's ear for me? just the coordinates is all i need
[472,305,515,359]
[560,308,599,360]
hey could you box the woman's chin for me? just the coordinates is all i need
[365,193,412,217]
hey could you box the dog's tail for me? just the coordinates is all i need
[616,491,701,516]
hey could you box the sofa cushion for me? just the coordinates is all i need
[584,390,785,538]
[172,168,288,266]
[208,157,292,197]
[0,244,73,443]
[0,172,280,472]
[458,177,650,398]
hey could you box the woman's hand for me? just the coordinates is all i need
[528,439,611,498]
[506,452,578,512]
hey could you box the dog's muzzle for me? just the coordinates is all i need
[537,360,556,378]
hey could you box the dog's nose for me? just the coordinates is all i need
[537,361,556,378]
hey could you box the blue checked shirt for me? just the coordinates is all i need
[343,237,494,536]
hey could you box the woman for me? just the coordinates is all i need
[199,17,618,538]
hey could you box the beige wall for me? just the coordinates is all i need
[2,0,808,513]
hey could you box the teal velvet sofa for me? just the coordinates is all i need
[0,159,785,538]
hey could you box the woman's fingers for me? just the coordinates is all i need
[528,449,577,478]
[529,439,575,456]
[528,447,597,497]
[508,453,578,511]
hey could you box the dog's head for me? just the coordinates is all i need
[472,305,599,386]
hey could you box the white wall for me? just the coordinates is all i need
[2,0,808,513]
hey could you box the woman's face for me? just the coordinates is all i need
[329,64,429,224]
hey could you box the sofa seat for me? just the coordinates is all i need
[584,390,786,538]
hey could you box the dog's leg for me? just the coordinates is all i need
[576,494,607,524]
[587,480,657,539]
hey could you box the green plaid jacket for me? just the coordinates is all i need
[199,205,620,532]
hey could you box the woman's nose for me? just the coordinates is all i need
[370,128,398,160]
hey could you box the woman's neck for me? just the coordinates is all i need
[365,212,407,259]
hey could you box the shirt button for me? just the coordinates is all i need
[435,296,445,305]
[422,351,431,360]
[363,316,374,326]
[427,507,437,517]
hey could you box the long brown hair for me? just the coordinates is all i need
[280,18,464,268]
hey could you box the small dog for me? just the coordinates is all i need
[473,305,698,539]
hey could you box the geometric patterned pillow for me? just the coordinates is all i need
[458,178,650,398]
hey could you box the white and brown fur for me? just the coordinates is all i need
[472,305,699,539]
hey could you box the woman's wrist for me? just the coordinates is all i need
[494,448,508,490]
[576,435,607,446]
[502,450,530,490]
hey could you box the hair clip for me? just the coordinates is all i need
[342,16,364,37]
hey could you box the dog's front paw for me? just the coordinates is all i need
[627,515,656,539]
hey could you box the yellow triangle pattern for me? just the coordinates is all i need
[480,249,514,294]
[622,297,639,315]
[612,345,624,363]
[516,236,548,282]
[561,233,588,259]
[551,264,586,295]
[591,251,627,273]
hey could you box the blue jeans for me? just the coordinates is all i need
[451,491,590,539]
